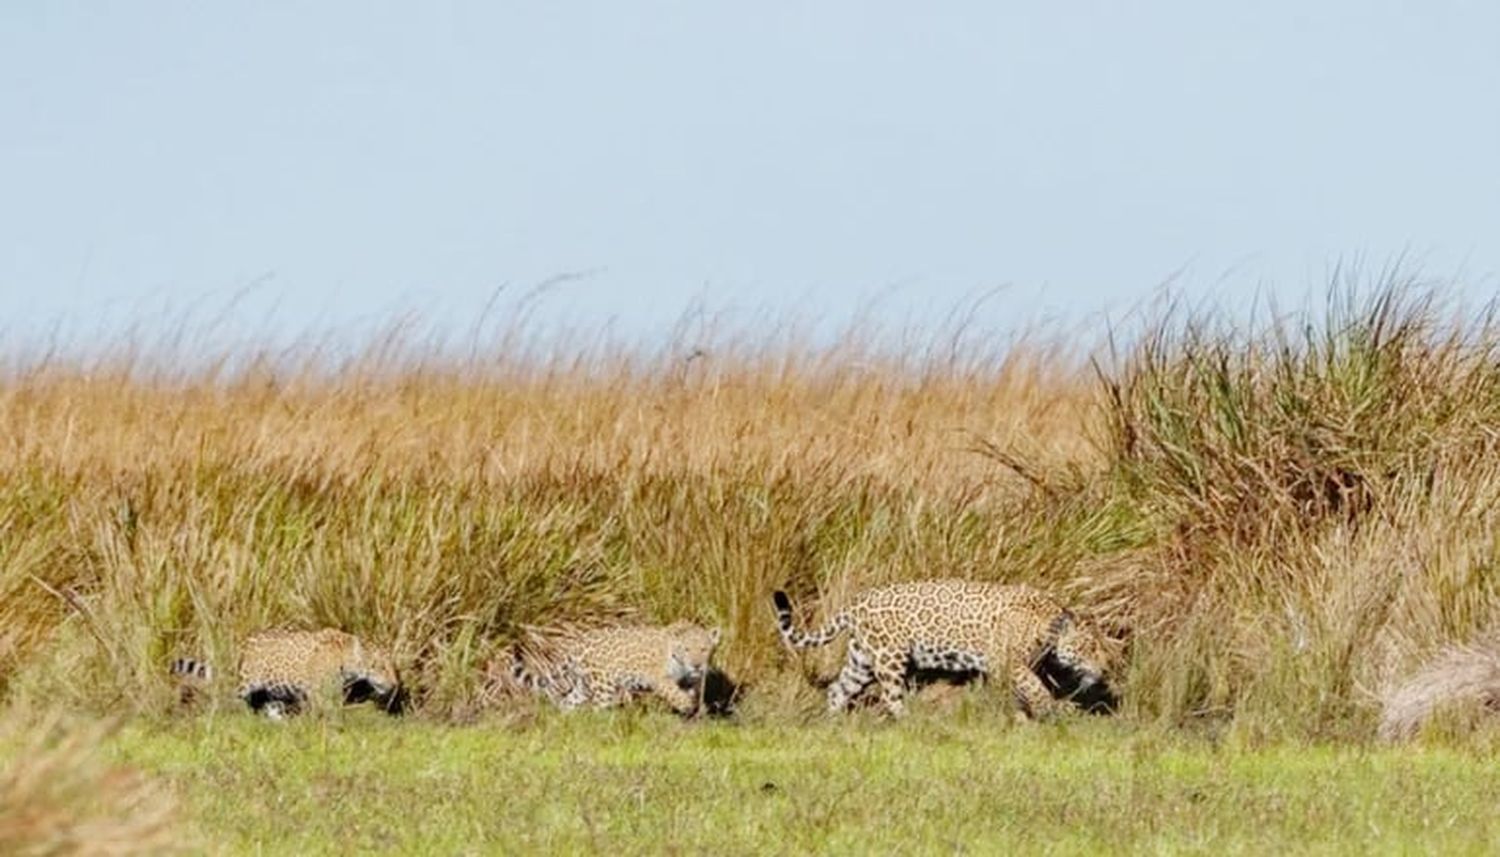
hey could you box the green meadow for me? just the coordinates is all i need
[83,712,1500,855]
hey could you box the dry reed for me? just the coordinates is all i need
[3,278,1499,737]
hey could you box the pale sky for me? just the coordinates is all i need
[3,3,1497,354]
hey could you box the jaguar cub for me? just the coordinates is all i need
[772,580,1120,717]
[171,627,404,719]
[510,621,720,716]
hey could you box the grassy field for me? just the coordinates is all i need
[5,280,1500,853]
[10,710,1493,855]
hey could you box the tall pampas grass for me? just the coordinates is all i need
[1379,631,1500,741]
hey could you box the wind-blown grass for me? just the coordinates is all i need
[2,278,1500,743]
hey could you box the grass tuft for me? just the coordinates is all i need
[0,715,179,856]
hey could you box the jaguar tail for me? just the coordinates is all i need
[771,591,851,650]
[169,657,212,682]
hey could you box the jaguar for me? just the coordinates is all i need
[509,621,720,716]
[171,627,404,719]
[772,580,1120,717]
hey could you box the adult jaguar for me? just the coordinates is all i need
[772,580,1120,717]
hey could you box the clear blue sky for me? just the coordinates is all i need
[3,3,1497,352]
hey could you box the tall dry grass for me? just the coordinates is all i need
[3,280,1500,738]
[1378,628,1500,741]
[0,715,178,855]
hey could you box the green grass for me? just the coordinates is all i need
[73,709,1500,855]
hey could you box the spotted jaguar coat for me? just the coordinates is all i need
[171,628,404,719]
[772,580,1119,717]
[510,621,720,716]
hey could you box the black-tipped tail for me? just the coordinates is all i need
[772,590,792,614]
[770,590,846,649]
[170,657,212,681]
[771,591,797,641]
[509,648,551,695]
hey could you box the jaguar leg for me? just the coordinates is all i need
[1011,665,1059,720]
[656,679,700,716]
[826,645,876,712]
[557,673,591,710]
[871,652,909,718]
